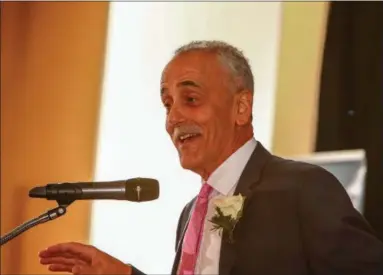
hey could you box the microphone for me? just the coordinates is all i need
[29,178,159,202]
[1,178,159,246]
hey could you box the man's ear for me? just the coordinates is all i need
[235,90,253,126]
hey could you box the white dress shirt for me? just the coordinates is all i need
[194,138,257,274]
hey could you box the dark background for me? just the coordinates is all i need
[316,2,383,240]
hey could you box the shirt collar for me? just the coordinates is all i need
[205,137,257,196]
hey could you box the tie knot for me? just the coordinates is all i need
[198,183,212,199]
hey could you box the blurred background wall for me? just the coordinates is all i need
[272,2,328,155]
[1,2,109,274]
[1,1,381,274]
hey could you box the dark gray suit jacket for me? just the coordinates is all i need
[133,142,383,275]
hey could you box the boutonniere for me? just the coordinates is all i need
[209,194,246,243]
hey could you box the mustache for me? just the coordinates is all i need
[172,124,203,142]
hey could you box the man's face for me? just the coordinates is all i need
[160,51,248,174]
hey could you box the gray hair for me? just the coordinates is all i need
[174,40,254,94]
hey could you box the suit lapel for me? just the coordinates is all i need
[171,198,195,274]
[219,142,271,275]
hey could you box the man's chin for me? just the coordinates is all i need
[179,155,201,172]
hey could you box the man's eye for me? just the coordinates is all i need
[163,102,171,112]
[187,97,197,103]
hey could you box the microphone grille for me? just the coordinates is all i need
[125,178,159,202]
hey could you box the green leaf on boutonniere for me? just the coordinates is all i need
[209,207,236,243]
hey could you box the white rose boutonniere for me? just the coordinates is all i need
[209,194,246,243]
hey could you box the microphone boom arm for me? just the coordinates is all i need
[0,200,72,246]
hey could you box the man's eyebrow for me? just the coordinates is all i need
[161,80,201,96]
[177,80,201,89]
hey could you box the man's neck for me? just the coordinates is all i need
[199,131,254,181]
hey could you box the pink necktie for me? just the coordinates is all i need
[178,183,213,275]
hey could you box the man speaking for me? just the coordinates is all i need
[39,41,383,274]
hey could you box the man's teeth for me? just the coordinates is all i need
[179,133,198,141]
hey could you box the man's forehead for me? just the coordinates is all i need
[161,64,201,83]
[161,51,220,82]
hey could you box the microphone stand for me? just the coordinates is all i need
[0,199,74,246]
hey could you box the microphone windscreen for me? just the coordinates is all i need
[124,178,159,202]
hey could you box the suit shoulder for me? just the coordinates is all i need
[267,154,330,175]
[262,154,341,191]
[262,154,356,217]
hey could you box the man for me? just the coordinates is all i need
[39,41,383,275]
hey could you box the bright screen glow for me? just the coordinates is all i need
[90,3,282,273]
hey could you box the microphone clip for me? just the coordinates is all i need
[55,198,75,208]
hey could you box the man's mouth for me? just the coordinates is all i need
[177,133,202,146]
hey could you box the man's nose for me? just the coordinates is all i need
[167,104,185,128]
